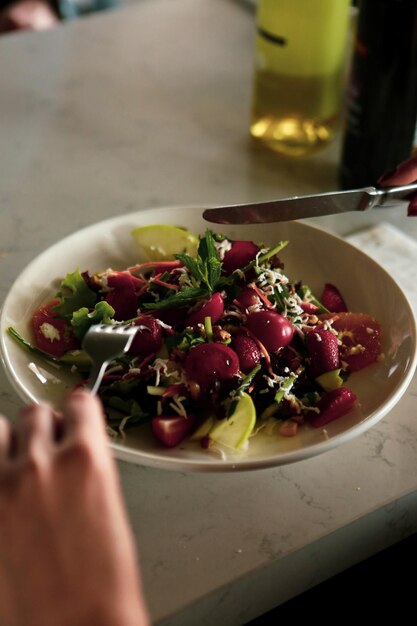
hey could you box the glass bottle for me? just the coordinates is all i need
[340,0,417,188]
[250,0,351,157]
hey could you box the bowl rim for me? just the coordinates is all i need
[1,208,416,472]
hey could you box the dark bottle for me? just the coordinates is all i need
[340,0,417,189]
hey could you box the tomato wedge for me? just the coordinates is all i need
[32,299,79,357]
[322,312,381,372]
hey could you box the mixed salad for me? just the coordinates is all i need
[8,226,382,452]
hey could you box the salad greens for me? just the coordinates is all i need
[7,227,381,451]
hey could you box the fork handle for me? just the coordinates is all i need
[86,361,109,395]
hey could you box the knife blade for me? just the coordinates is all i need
[202,183,417,224]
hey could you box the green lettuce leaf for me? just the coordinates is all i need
[53,269,97,318]
[71,301,115,340]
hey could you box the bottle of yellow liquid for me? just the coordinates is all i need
[250,0,350,156]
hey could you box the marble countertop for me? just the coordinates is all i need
[1,1,417,623]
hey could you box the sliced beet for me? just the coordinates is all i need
[151,414,195,447]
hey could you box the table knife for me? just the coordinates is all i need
[202,183,417,224]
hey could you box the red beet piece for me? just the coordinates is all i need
[186,292,224,327]
[222,240,259,274]
[232,333,261,372]
[152,414,195,448]
[321,283,348,313]
[245,310,293,353]
[309,387,357,428]
[237,287,261,310]
[129,315,163,357]
[184,343,239,389]
[305,328,340,378]
[32,299,79,357]
[105,272,138,321]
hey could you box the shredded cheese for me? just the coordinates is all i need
[39,322,60,342]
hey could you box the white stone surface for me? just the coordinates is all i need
[1,1,417,624]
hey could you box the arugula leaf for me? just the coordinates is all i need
[206,254,222,290]
[175,230,222,292]
[223,365,261,417]
[53,269,97,318]
[202,230,222,289]
[175,254,207,285]
[239,240,289,276]
[142,286,209,310]
[198,229,217,263]
[165,328,206,352]
[106,397,150,429]
[257,240,289,265]
[142,231,223,312]
[234,364,261,396]
[274,374,297,404]
[297,285,329,314]
[273,285,290,312]
[6,327,90,369]
[71,301,115,340]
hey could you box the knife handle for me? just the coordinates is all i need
[374,182,417,207]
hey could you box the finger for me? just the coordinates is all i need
[5,0,58,31]
[0,416,12,462]
[378,156,417,187]
[61,390,108,445]
[13,403,55,460]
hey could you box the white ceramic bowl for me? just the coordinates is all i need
[1,207,416,472]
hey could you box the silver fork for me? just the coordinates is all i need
[82,324,140,395]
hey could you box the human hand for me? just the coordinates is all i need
[0,0,58,34]
[378,155,417,216]
[0,391,149,626]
